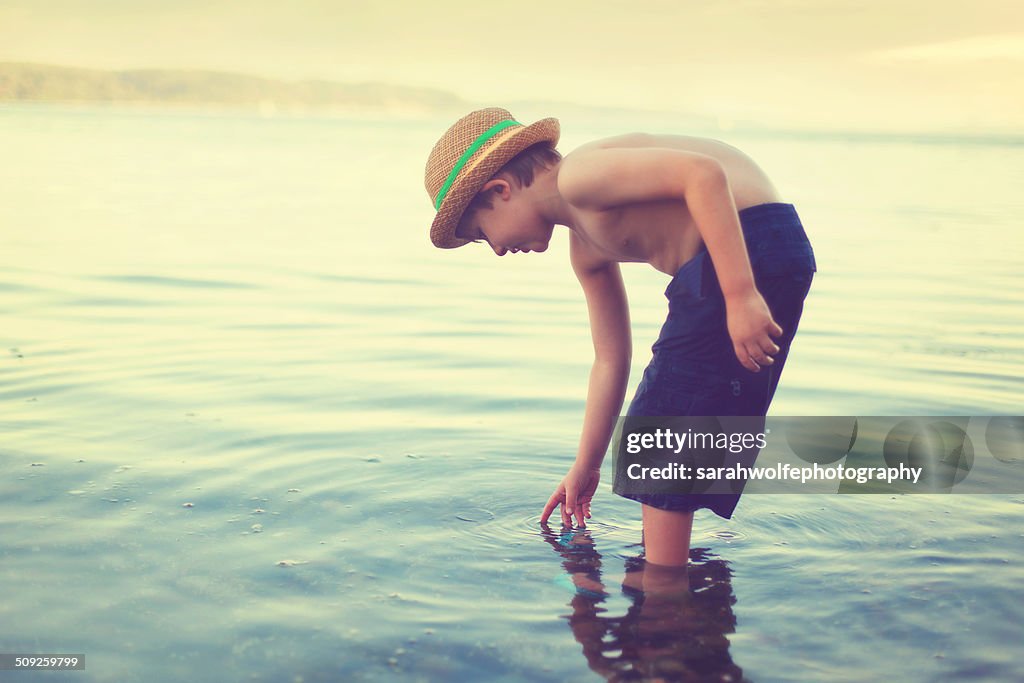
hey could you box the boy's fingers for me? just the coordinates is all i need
[755,341,776,364]
[570,496,584,527]
[562,488,574,526]
[735,344,753,371]
[540,490,562,524]
[741,338,783,370]
[539,506,552,524]
[757,332,781,355]
[761,336,782,361]
[737,345,760,372]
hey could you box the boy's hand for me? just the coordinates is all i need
[725,289,783,372]
[540,464,601,528]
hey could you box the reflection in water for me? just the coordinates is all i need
[541,524,748,682]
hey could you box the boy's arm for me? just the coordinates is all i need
[540,234,631,527]
[559,148,782,372]
[572,239,632,471]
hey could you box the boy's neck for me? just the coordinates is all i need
[528,161,575,230]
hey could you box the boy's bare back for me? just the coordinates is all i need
[558,133,783,276]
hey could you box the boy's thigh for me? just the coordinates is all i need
[629,358,746,417]
[757,272,814,349]
[630,272,812,418]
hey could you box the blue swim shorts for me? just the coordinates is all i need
[620,202,817,519]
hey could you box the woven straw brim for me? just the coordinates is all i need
[430,118,560,249]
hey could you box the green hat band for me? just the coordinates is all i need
[434,119,521,210]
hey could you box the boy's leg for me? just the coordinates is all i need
[641,504,693,567]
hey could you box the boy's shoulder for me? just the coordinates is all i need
[557,133,665,210]
[557,135,626,206]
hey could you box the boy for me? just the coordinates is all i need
[423,108,815,567]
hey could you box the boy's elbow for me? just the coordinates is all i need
[691,156,727,192]
[594,349,632,370]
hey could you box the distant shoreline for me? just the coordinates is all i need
[0,99,460,122]
[0,62,468,115]
[2,62,1022,143]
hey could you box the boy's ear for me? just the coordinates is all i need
[481,178,512,199]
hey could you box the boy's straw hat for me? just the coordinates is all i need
[424,107,559,249]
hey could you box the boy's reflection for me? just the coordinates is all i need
[540,523,749,683]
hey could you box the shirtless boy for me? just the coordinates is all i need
[423,108,816,567]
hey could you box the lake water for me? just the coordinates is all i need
[1,104,1022,682]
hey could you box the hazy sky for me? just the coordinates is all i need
[1,0,1021,132]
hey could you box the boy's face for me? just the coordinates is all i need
[456,179,554,256]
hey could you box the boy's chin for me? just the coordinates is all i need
[532,235,553,253]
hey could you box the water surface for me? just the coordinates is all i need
[1,104,1022,682]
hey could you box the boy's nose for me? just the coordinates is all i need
[492,245,507,256]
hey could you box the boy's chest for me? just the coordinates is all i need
[573,200,702,272]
